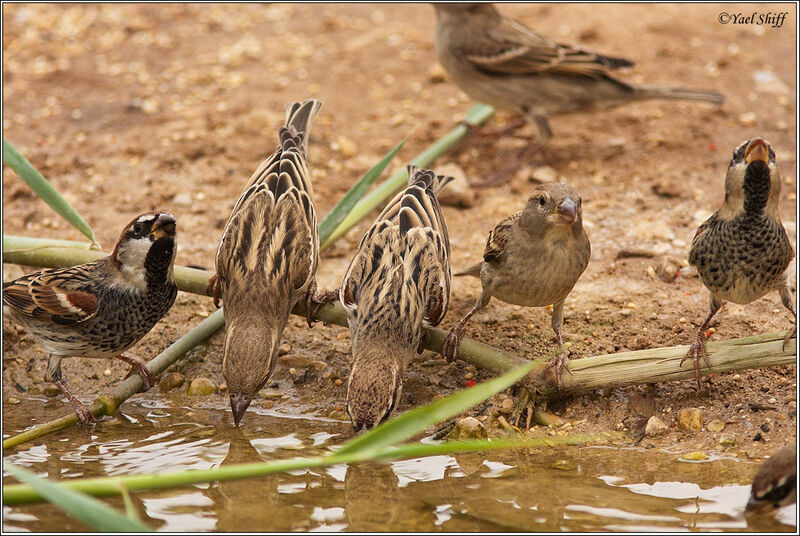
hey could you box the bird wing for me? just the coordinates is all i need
[483,212,521,264]
[465,16,633,78]
[342,167,452,330]
[216,101,319,303]
[2,265,100,325]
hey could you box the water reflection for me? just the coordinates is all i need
[2,400,796,532]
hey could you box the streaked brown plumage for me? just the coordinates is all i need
[683,138,795,387]
[746,443,796,513]
[211,99,322,426]
[433,3,724,168]
[341,165,452,431]
[442,182,590,388]
[3,212,178,424]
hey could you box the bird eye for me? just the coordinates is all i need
[538,195,546,207]
[133,223,145,235]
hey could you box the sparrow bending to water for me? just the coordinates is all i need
[433,3,724,182]
[211,99,323,426]
[341,165,452,431]
[746,443,796,514]
[683,137,795,387]
[442,182,590,389]
[3,212,178,424]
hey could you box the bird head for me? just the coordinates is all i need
[112,212,177,287]
[521,183,584,233]
[432,3,497,20]
[721,137,782,221]
[222,319,280,426]
[346,350,404,433]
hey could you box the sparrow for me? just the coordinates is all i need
[3,212,178,424]
[442,182,590,388]
[746,443,796,513]
[210,99,323,427]
[683,138,795,387]
[341,165,453,431]
[433,3,724,180]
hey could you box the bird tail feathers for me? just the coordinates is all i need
[636,85,725,105]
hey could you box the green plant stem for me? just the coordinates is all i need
[3,434,595,506]
[320,103,495,249]
[3,138,98,247]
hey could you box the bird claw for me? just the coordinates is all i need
[782,325,796,354]
[542,349,571,390]
[75,404,96,425]
[119,355,155,392]
[681,334,712,389]
[441,328,463,363]
[207,274,222,309]
[305,282,339,328]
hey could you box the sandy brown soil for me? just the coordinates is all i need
[2,4,796,457]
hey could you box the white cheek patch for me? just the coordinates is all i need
[115,236,152,290]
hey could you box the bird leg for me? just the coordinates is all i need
[467,116,528,143]
[118,354,156,392]
[542,300,573,389]
[304,279,340,328]
[207,274,222,308]
[681,298,721,388]
[47,357,95,425]
[779,283,796,353]
[441,298,487,363]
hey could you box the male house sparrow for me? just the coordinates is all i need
[3,212,178,424]
[341,166,453,431]
[683,138,795,386]
[746,443,797,513]
[442,183,590,387]
[433,4,724,177]
[210,99,323,426]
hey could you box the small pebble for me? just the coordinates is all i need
[219,384,227,392]
[679,318,687,324]
[7,397,20,405]
[44,384,62,397]
[499,398,514,415]
[677,407,703,431]
[680,451,708,461]
[718,433,737,446]
[707,419,725,433]
[447,417,487,440]
[334,378,343,386]
[732,374,742,380]
[187,378,216,396]
[645,416,669,436]
[103,369,112,377]
[159,372,185,392]
[278,343,291,356]
[768,397,777,404]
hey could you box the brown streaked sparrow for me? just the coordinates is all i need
[341,165,453,432]
[3,211,178,424]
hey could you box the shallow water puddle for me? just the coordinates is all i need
[2,402,795,532]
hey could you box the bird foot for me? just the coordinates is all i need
[782,325,796,354]
[119,355,156,392]
[468,117,528,144]
[680,333,712,389]
[542,347,572,390]
[441,325,465,363]
[305,281,339,328]
[53,379,96,425]
[207,274,222,308]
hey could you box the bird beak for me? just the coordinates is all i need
[745,138,769,164]
[554,198,577,224]
[230,391,252,427]
[149,214,177,241]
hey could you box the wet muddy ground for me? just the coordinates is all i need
[2,3,797,531]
